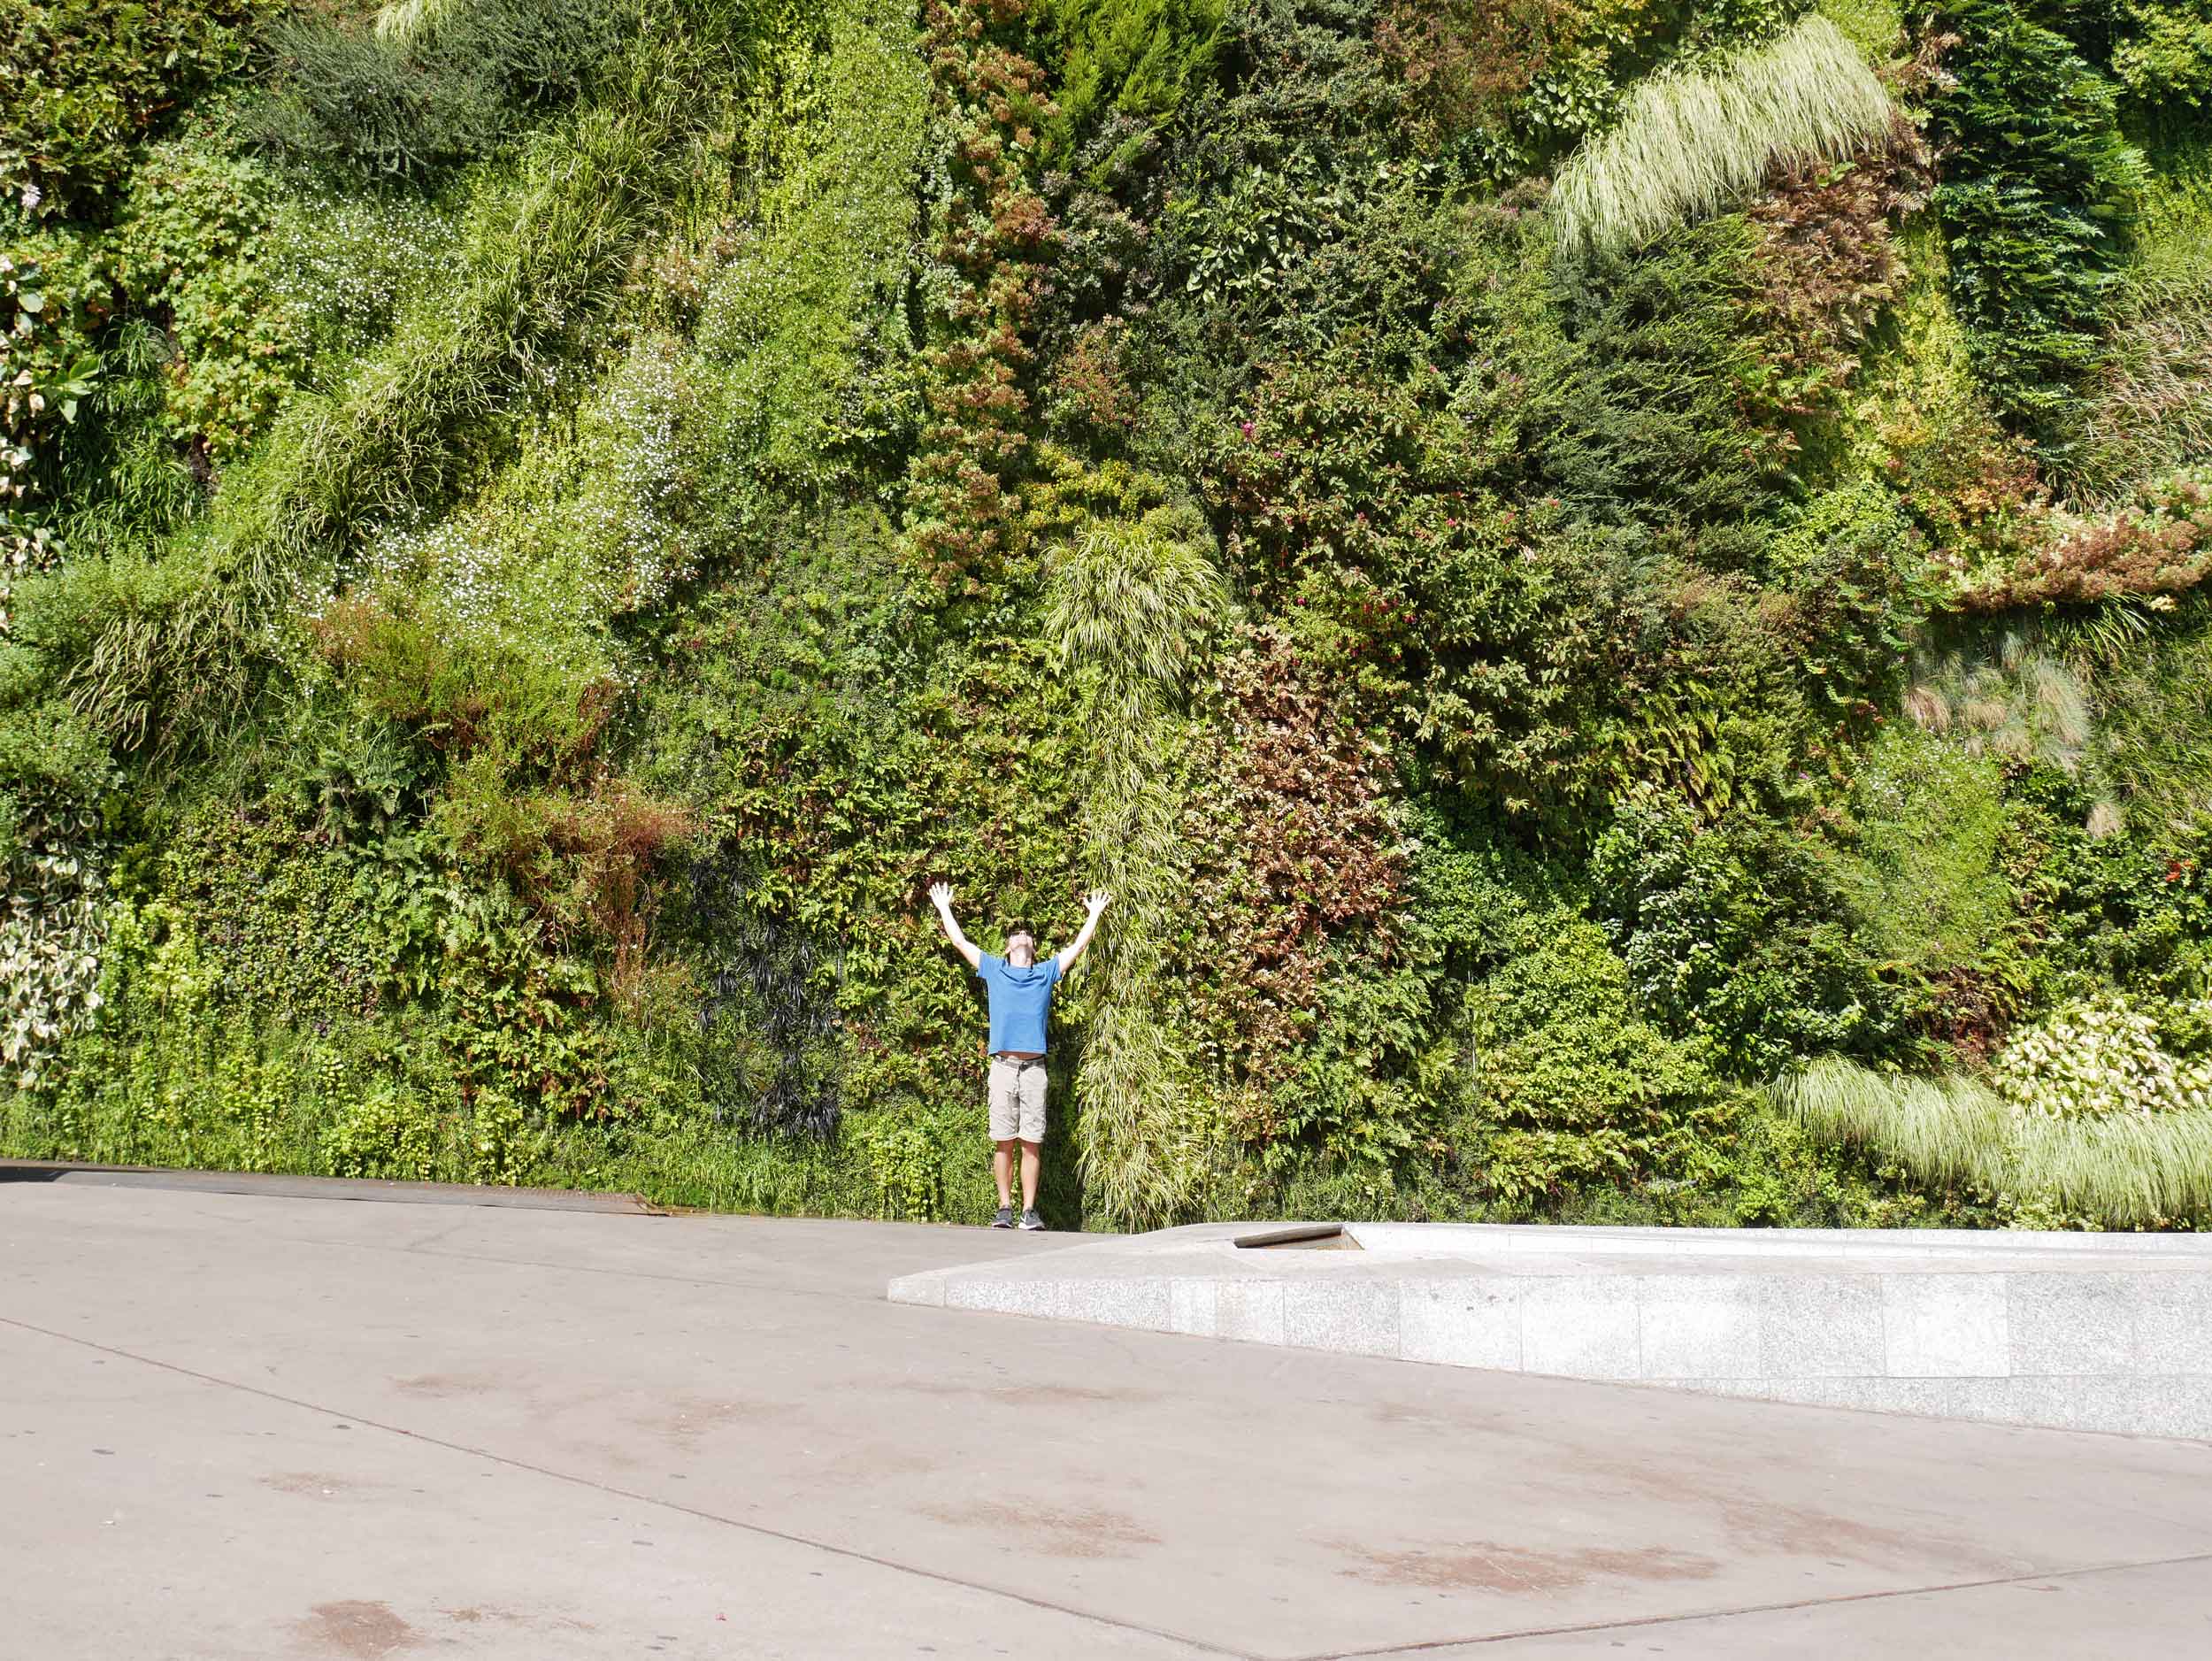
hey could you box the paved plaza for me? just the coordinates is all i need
[5,1176,2211,1657]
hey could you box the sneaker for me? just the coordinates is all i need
[990,1206,1015,1229]
[1018,1209,1045,1232]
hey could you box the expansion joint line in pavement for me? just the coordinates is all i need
[1292,1547,2212,1659]
[0,1312,1254,1661]
[17,1302,2210,1661]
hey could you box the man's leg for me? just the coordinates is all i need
[987,1057,1018,1216]
[1018,1062,1047,1220]
[994,1140,1017,1209]
[1018,1140,1041,1211]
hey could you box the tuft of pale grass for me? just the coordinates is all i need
[1773,1056,2212,1227]
[1553,14,1897,259]
[373,0,457,43]
[1048,517,1225,1229]
[1778,1056,2013,1190]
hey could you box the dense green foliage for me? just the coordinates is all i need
[6,0,2212,1233]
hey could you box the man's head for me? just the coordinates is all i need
[1005,923,1037,967]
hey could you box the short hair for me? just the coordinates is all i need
[1005,920,1036,942]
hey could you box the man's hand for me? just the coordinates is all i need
[1059,890,1111,975]
[929,881,980,969]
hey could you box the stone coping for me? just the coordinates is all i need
[887,1221,2212,1441]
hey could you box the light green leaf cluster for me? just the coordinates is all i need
[1990,996,2212,1120]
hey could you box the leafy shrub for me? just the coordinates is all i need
[1952,475,2212,611]
[0,0,253,221]
[1,239,106,574]
[2068,170,2212,505]
[1592,789,1898,1074]
[2082,609,2212,831]
[109,142,312,460]
[322,1080,440,1180]
[1853,228,2050,565]
[688,0,929,527]
[1551,15,1897,258]
[0,698,118,1087]
[1039,0,1226,155]
[2111,1,2212,112]
[263,188,463,360]
[903,0,1060,580]
[1467,912,1742,1208]
[1375,0,1609,174]
[1740,142,1925,417]
[1176,627,1409,1144]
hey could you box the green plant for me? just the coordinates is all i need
[249,0,631,179]
[1551,14,1897,258]
[1777,1052,2212,1223]
[1039,0,1225,155]
[321,1077,441,1180]
[1991,992,2212,1116]
[903,0,1060,580]
[1048,511,1225,1226]
[1930,0,2146,439]
[1594,789,1901,1075]
[1,242,105,580]
[0,698,119,1088]
[1467,912,1742,1209]
[0,0,254,221]
[2111,0,2212,112]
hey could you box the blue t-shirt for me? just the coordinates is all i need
[976,953,1062,1055]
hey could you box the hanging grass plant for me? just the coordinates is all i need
[1774,1053,2212,1226]
[1048,512,1225,1228]
[1552,14,1898,259]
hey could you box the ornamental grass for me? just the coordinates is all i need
[1552,14,1897,259]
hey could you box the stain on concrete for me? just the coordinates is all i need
[644,1393,790,1450]
[1335,1541,1722,1593]
[893,1379,1161,1407]
[442,1605,595,1634]
[918,1499,1161,1559]
[818,1444,939,1481]
[260,1473,359,1497]
[1555,1447,2016,1576]
[291,1599,416,1657]
[1368,1400,1525,1434]
[389,1373,501,1399]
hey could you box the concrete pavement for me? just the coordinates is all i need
[4,1181,2210,1658]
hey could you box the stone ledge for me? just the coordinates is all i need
[886,1222,2212,1439]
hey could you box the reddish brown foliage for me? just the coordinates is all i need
[1743,135,1927,418]
[1179,630,1405,1115]
[1953,481,2212,613]
[908,0,1059,581]
[1374,0,1589,154]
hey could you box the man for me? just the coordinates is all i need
[927,882,1110,1230]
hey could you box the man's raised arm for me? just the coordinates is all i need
[929,881,982,970]
[1056,890,1112,974]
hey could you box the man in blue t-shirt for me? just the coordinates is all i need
[927,881,1110,1230]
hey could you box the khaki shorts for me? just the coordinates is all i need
[987,1056,1048,1142]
